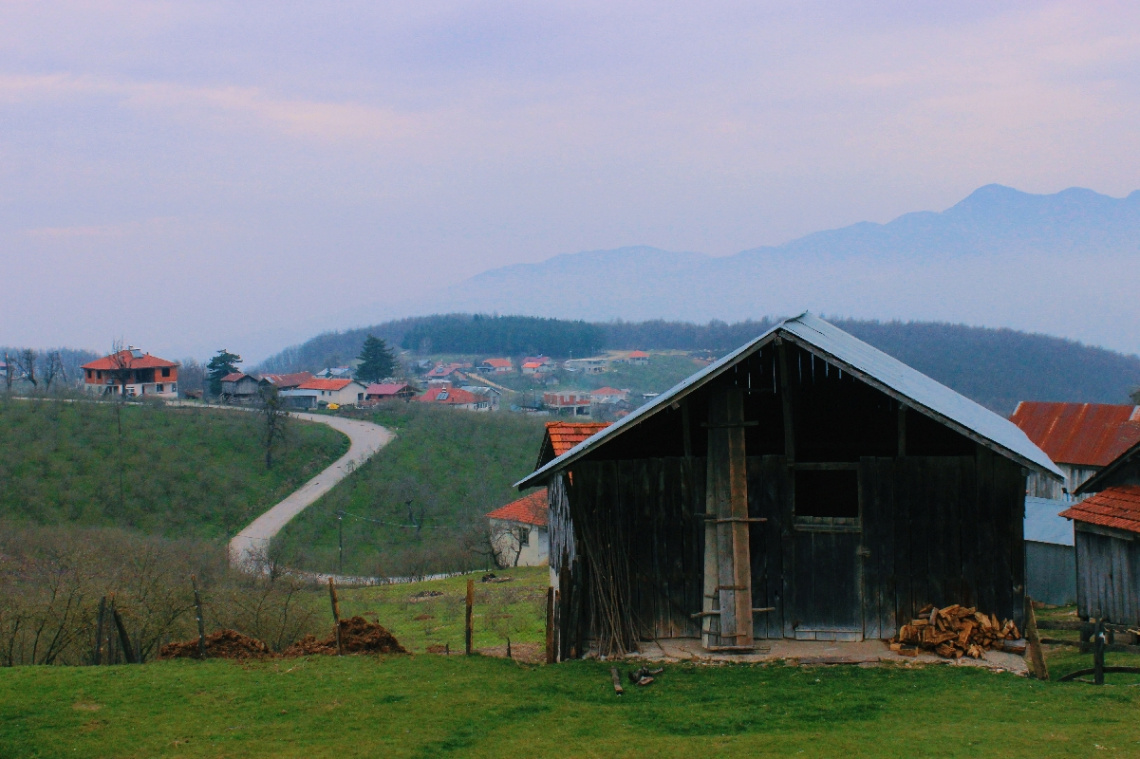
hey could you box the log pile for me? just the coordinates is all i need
[891,604,1021,660]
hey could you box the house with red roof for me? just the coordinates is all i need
[486,489,549,567]
[590,387,629,404]
[543,391,591,416]
[627,350,649,365]
[479,358,513,374]
[221,372,260,401]
[363,382,417,403]
[259,372,314,391]
[280,378,367,409]
[1010,401,1140,500]
[1061,437,1140,626]
[82,348,179,398]
[416,385,488,411]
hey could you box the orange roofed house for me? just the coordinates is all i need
[486,489,550,567]
[280,378,367,409]
[82,348,179,398]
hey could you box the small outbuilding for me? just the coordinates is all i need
[1024,496,1076,605]
[1064,438,1140,626]
[517,313,1060,658]
[487,489,550,567]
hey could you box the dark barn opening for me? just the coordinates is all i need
[524,314,1060,658]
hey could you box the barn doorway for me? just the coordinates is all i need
[792,468,863,641]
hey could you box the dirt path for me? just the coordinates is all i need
[228,412,394,569]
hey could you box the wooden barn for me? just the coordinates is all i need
[1065,438,1140,626]
[516,313,1061,659]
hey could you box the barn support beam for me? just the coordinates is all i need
[703,387,753,648]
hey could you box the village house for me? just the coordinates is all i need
[478,358,514,374]
[460,385,502,411]
[363,382,417,403]
[627,350,649,365]
[1010,401,1140,500]
[589,387,629,404]
[486,489,550,567]
[220,372,261,402]
[280,378,367,409]
[543,391,591,417]
[522,360,555,376]
[1063,437,1140,626]
[1024,496,1077,605]
[416,385,488,411]
[564,357,607,374]
[82,348,179,398]
[314,366,353,379]
[517,313,1059,660]
[259,372,314,391]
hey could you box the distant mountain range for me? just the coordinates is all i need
[382,184,1140,356]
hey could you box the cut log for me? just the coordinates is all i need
[892,603,1023,660]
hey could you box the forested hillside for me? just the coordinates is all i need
[257,314,1140,414]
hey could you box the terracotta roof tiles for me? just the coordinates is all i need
[1060,485,1140,535]
[487,489,548,526]
[298,378,355,391]
[82,350,177,371]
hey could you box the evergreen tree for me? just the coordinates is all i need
[206,349,242,397]
[355,335,396,384]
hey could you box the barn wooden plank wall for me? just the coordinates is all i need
[1075,526,1140,626]
[551,445,1026,655]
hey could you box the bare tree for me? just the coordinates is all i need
[2,353,14,394]
[42,352,66,392]
[258,384,290,470]
[15,349,36,388]
[1131,387,1140,405]
[487,521,529,568]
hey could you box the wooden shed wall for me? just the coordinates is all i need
[1074,525,1140,626]
[554,445,1026,653]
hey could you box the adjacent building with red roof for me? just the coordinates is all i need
[259,372,314,390]
[479,358,514,373]
[590,387,629,404]
[543,391,591,416]
[280,378,367,409]
[416,385,488,411]
[82,348,179,398]
[1010,401,1140,499]
[486,489,549,567]
[363,382,417,403]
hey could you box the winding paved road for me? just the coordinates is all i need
[228,412,394,569]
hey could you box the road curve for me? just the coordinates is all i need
[228,412,394,569]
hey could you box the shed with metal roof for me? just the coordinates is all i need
[518,312,1060,659]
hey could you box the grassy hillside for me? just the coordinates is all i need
[5,648,1140,758]
[273,403,547,576]
[0,398,347,541]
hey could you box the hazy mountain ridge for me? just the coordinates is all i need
[400,185,1140,355]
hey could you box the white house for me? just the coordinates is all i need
[281,378,367,408]
[486,489,549,567]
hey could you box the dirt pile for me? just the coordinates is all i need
[160,630,271,660]
[891,604,1022,659]
[283,616,408,657]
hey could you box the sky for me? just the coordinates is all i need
[2,1,1139,362]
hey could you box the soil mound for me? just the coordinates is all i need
[160,629,271,660]
[282,616,408,657]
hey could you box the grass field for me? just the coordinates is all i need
[273,403,547,576]
[0,398,348,541]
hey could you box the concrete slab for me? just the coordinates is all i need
[621,637,1028,675]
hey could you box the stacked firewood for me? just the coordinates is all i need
[891,604,1021,659]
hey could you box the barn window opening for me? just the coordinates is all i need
[795,470,859,520]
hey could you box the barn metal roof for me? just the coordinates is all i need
[1010,401,1140,467]
[516,312,1062,489]
[1024,497,1075,547]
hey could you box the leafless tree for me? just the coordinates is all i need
[258,384,290,469]
[1,352,14,394]
[486,521,529,568]
[42,352,66,392]
[15,349,36,388]
[1131,387,1140,405]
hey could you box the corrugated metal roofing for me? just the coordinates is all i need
[1010,401,1140,467]
[1060,485,1140,535]
[1075,438,1140,496]
[486,489,549,527]
[517,312,1062,489]
[1024,497,1075,546]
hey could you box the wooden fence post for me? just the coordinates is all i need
[545,586,555,664]
[191,575,207,659]
[110,597,137,664]
[328,577,343,656]
[1023,596,1049,681]
[465,578,474,655]
[93,596,107,666]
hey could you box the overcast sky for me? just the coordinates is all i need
[2,2,1139,361]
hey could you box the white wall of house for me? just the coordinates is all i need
[489,518,549,567]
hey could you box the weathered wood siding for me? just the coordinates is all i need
[1075,525,1140,626]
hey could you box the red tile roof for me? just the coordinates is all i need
[261,372,313,389]
[545,422,610,456]
[487,489,548,526]
[365,382,414,396]
[417,386,481,405]
[591,386,625,395]
[482,358,512,368]
[1010,402,1140,467]
[1060,485,1140,535]
[298,378,355,391]
[628,350,649,358]
[221,372,249,382]
[82,350,177,371]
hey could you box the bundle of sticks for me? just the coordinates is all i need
[891,604,1022,660]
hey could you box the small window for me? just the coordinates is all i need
[156,384,164,392]
[162,368,170,378]
[795,470,858,519]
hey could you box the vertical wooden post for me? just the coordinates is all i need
[1094,618,1105,686]
[1023,596,1048,680]
[545,586,555,664]
[191,575,207,660]
[110,597,137,664]
[328,577,343,656]
[465,578,475,655]
[93,596,107,666]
